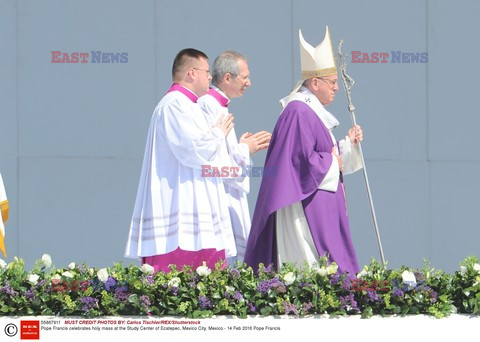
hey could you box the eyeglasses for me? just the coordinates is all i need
[316,78,338,88]
[193,68,211,76]
[229,73,250,82]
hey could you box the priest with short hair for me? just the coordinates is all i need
[125,48,237,273]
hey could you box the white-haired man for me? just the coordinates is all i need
[198,51,271,265]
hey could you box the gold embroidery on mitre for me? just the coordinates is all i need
[0,200,9,223]
[301,67,338,79]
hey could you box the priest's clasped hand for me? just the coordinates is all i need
[216,113,235,136]
[240,131,272,155]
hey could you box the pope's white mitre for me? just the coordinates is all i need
[281,26,338,108]
[299,26,337,79]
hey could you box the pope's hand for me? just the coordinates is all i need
[348,125,363,145]
[332,147,344,173]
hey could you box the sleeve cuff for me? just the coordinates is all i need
[318,156,339,192]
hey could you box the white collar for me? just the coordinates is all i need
[283,86,340,130]
[211,85,231,105]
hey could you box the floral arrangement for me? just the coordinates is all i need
[0,254,479,318]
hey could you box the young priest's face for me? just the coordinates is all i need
[192,57,212,96]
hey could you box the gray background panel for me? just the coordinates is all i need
[428,0,480,161]
[0,0,17,157]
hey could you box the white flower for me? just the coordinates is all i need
[460,266,468,276]
[68,262,76,270]
[97,268,109,282]
[62,271,74,278]
[357,269,368,279]
[326,263,338,275]
[316,267,328,277]
[283,272,296,286]
[225,286,235,293]
[168,277,181,288]
[0,259,6,269]
[89,268,94,276]
[401,270,417,288]
[41,254,52,268]
[140,263,154,275]
[28,274,40,285]
[473,263,480,274]
[196,262,212,277]
[51,274,61,281]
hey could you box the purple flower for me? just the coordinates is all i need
[414,272,425,282]
[170,287,179,296]
[25,288,35,302]
[302,302,313,313]
[340,293,360,313]
[233,291,243,301]
[198,296,212,310]
[342,275,354,291]
[229,269,241,279]
[329,273,341,285]
[257,278,286,294]
[140,295,151,309]
[114,286,129,302]
[366,290,381,303]
[81,297,99,312]
[283,302,299,315]
[248,302,256,313]
[417,285,437,304]
[144,275,154,286]
[104,277,117,291]
[392,288,404,298]
[258,280,271,294]
[429,289,438,304]
[259,264,274,275]
[0,281,18,297]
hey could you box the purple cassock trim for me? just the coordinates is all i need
[142,247,226,273]
[208,87,229,107]
[167,83,199,103]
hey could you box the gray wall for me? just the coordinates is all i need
[0,0,478,272]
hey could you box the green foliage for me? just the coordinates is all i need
[0,255,478,318]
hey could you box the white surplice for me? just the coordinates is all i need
[125,86,236,259]
[198,87,251,264]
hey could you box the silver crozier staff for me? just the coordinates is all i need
[337,40,386,267]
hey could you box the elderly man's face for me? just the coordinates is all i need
[311,75,339,106]
[224,59,251,98]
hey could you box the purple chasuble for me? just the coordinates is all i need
[244,100,360,275]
